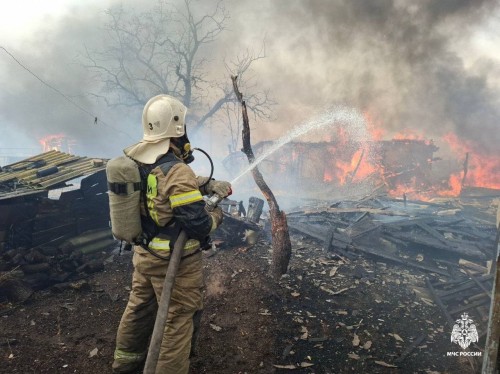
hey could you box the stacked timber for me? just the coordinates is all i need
[1,228,115,292]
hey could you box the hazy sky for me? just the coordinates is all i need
[1,0,499,161]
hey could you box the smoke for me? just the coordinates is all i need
[0,2,137,158]
[1,0,499,162]
[222,0,500,156]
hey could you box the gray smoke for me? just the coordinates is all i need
[1,0,499,160]
[222,0,500,156]
[0,4,138,158]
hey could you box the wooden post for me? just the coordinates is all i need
[482,204,500,373]
[346,148,364,184]
[247,197,264,223]
[461,152,469,188]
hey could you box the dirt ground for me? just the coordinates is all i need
[0,233,487,373]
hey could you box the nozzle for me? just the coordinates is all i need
[206,189,232,212]
[206,193,223,212]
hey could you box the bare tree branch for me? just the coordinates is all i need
[81,0,273,140]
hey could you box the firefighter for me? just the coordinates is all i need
[112,94,231,374]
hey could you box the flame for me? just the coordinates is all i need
[382,131,500,200]
[266,108,498,200]
[38,134,66,152]
[335,159,352,184]
[438,173,462,197]
[324,135,436,198]
[443,132,500,190]
[363,111,384,141]
[323,170,333,182]
[350,148,378,182]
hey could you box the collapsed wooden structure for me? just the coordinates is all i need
[223,139,440,192]
[0,150,112,297]
[285,190,499,328]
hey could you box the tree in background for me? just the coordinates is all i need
[219,50,274,152]
[83,0,273,141]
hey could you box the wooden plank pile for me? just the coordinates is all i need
[286,191,499,328]
[426,271,493,329]
[0,170,115,298]
[286,194,498,279]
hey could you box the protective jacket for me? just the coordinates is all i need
[112,150,222,374]
[139,151,218,256]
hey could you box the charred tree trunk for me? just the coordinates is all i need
[231,75,291,278]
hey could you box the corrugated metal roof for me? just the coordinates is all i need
[0,150,107,199]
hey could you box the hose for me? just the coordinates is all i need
[193,147,214,187]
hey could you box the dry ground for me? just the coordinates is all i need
[0,234,484,373]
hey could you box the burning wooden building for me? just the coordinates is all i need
[0,150,113,294]
[223,138,440,198]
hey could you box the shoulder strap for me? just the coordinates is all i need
[136,151,181,187]
[156,151,182,176]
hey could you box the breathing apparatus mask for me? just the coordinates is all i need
[171,125,194,164]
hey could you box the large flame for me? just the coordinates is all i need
[321,112,499,199]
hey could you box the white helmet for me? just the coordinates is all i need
[123,94,188,164]
[142,94,187,141]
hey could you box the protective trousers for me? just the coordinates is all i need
[112,249,203,374]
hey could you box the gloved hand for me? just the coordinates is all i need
[207,180,232,198]
[208,206,223,227]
